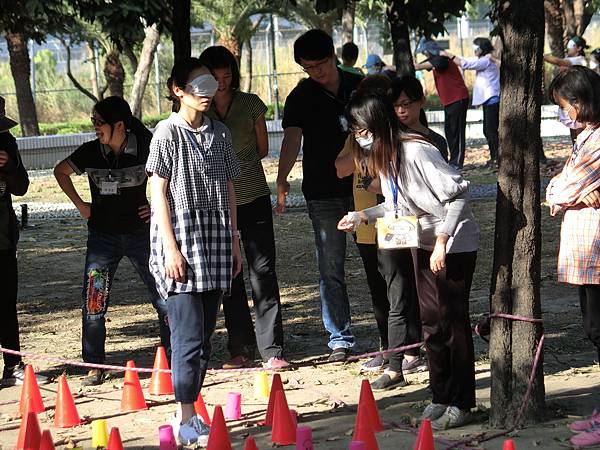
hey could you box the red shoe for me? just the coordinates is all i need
[222,355,253,369]
[263,357,290,370]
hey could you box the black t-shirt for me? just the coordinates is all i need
[67,125,152,233]
[282,69,362,200]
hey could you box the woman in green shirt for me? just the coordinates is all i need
[200,46,289,370]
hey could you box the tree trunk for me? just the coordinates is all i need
[562,0,577,37]
[171,0,191,66]
[545,0,564,57]
[5,31,39,136]
[103,49,125,98]
[217,34,242,67]
[241,38,253,93]
[386,2,414,77]
[87,41,100,100]
[341,0,355,44]
[490,0,545,428]
[130,23,160,119]
[572,0,586,35]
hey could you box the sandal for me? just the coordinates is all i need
[371,373,408,391]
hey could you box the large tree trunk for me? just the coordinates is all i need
[5,31,39,136]
[104,49,125,98]
[490,0,545,428]
[130,23,160,119]
[341,0,355,44]
[171,0,191,66]
[386,2,414,77]
[241,38,253,93]
[87,41,101,100]
[545,0,564,58]
[217,34,242,67]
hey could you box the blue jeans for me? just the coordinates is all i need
[81,226,170,363]
[307,197,355,350]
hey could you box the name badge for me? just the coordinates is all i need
[376,215,419,249]
[100,180,119,195]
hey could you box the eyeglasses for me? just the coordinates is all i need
[301,58,330,74]
[394,100,417,110]
[90,116,107,127]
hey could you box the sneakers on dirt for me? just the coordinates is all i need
[360,354,389,372]
[431,406,472,430]
[402,356,428,375]
[570,407,600,433]
[81,369,104,386]
[1,362,50,387]
[177,415,210,446]
[419,402,448,422]
[263,357,291,370]
[370,373,408,391]
[571,428,600,448]
[222,355,253,370]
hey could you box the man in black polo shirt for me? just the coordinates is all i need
[276,29,362,362]
[54,97,169,386]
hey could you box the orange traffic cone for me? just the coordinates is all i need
[244,435,259,450]
[502,439,516,450]
[194,392,212,425]
[18,365,45,417]
[149,346,173,395]
[39,429,56,450]
[107,427,124,450]
[413,419,434,450]
[54,375,81,428]
[120,360,148,412]
[206,405,232,450]
[352,403,379,450]
[271,390,295,445]
[358,379,383,432]
[16,398,41,450]
[262,373,284,426]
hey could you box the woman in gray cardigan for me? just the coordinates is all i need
[338,93,479,430]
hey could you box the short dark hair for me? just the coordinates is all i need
[199,46,241,90]
[166,57,209,110]
[549,65,600,125]
[473,37,494,56]
[389,75,425,103]
[94,96,132,129]
[341,42,359,62]
[294,29,334,64]
[356,74,391,96]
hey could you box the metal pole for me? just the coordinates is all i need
[269,14,280,120]
[154,45,161,115]
[29,40,36,101]
[94,43,101,91]
[265,22,272,106]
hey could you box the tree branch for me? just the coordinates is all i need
[60,37,99,103]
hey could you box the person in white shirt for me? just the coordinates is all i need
[442,37,500,166]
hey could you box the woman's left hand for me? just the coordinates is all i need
[430,235,449,275]
[138,204,151,223]
[582,190,600,208]
[232,237,242,277]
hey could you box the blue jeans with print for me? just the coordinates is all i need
[307,197,355,350]
[81,226,170,363]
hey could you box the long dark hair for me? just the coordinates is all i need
[199,45,241,90]
[549,65,600,126]
[166,57,210,111]
[473,37,494,56]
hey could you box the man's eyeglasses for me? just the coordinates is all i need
[394,100,417,109]
[90,116,107,127]
[301,58,330,74]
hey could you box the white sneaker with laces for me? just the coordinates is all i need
[420,402,448,422]
[431,406,472,430]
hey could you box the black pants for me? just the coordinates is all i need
[379,248,421,371]
[578,285,600,364]
[0,249,21,370]
[412,248,477,409]
[483,102,499,162]
[356,243,390,349]
[223,195,284,361]
[444,98,469,169]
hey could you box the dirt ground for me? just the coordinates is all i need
[1,140,599,449]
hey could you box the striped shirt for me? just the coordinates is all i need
[547,125,600,285]
[206,91,270,205]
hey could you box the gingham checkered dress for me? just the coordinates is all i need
[547,125,600,285]
[146,113,240,298]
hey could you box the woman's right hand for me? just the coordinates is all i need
[337,211,364,232]
[165,247,187,283]
[77,202,92,219]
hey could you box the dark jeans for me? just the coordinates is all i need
[0,249,21,369]
[223,195,284,361]
[307,197,355,350]
[483,102,499,161]
[356,243,390,349]
[578,284,600,364]
[168,290,221,403]
[378,248,421,372]
[412,248,477,410]
[444,98,469,169]
[81,226,170,363]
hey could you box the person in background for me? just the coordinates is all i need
[200,45,289,371]
[147,57,241,445]
[442,37,500,167]
[364,54,396,80]
[54,96,170,386]
[590,48,600,74]
[339,42,364,76]
[415,38,469,170]
[546,66,600,449]
[0,97,49,387]
[276,29,363,362]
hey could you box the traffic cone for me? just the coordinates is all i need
[254,371,270,399]
[244,435,259,450]
[107,427,124,450]
[16,398,41,450]
[54,375,81,428]
[206,405,232,450]
[194,392,212,425]
[39,429,56,450]
[120,360,148,412]
[271,390,296,445]
[149,346,173,396]
[503,439,516,450]
[262,373,284,426]
[18,365,45,417]
[413,419,434,450]
[352,403,379,450]
[357,379,383,432]
[91,419,109,448]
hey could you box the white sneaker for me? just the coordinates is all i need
[420,402,448,421]
[431,406,471,430]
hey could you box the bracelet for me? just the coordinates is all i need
[232,230,240,237]
[451,55,456,61]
